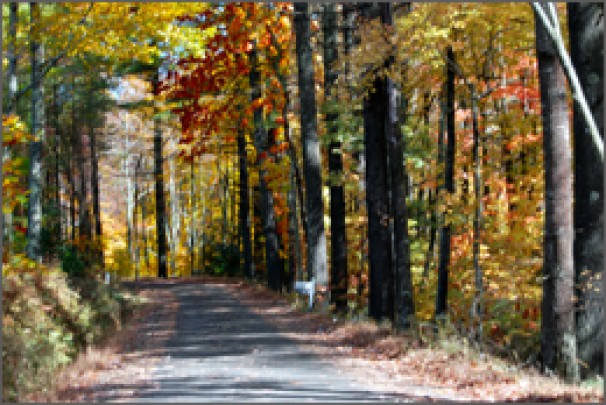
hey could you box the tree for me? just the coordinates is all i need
[534,5,579,382]
[249,43,284,291]
[435,46,456,319]
[568,2,604,378]
[25,2,45,262]
[237,113,254,279]
[153,73,168,278]
[295,3,328,294]
[323,3,348,312]
[381,3,415,329]
[359,3,394,322]
[3,2,19,260]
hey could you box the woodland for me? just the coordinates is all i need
[1,2,604,402]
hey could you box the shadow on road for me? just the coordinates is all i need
[98,281,431,403]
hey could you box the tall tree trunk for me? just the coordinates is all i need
[568,2,604,379]
[153,74,168,278]
[250,44,283,290]
[237,127,254,279]
[141,182,150,270]
[381,3,415,329]
[295,3,328,295]
[360,3,394,322]
[89,124,102,264]
[26,2,45,262]
[435,46,456,318]
[4,2,19,260]
[126,154,134,262]
[189,157,197,275]
[535,8,579,382]
[134,158,141,280]
[67,155,76,243]
[323,2,348,312]
[423,95,441,280]
[168,147,179,274]
[470,84,484,341]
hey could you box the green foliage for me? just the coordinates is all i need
[59,244,86,278]
[207,242,241,277]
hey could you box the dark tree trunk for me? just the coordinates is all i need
[76,127,92,246]
[26,2,45,262]
[89,123,103,264]
[568,2,604,379]
[435,46,456,318]
[381,3,415,329]
[360,3,393,322]
[153,75,168,278]
[237,127,254,279]
[250,44,283,291]
[535,8,579,382]
[141,183,150,269]
[470,84,484,341]
[68,156,76,243]
[295,3,328,293]
[323,3,348,311]
[134,158,140,280]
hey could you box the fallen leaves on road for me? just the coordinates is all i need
[223,278,604,403]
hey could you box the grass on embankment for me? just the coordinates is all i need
[2,267,144,402]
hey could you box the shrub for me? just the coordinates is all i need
[59,244,86,278]
[2,266,131,402]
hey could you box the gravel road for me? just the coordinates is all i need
[98,281,432,403]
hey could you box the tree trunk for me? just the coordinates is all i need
[237,127,254,279]
[295,3,328,294]
[168,147,179,274]
[134,158,141,280]
[470,84,484,341]
[153,75,168,278]
[26,2,45,263]
[568,2,604,379]
[535,8,579,382]
[250,44,283,291]
[89,121,102,265]
[381,3,415,329]
[435,46,456,318]
[126,155,134,262]
[4,2,19,260]
[360,3,394,322]
[323,2,348,312]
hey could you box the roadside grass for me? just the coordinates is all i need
[2,268,144,402]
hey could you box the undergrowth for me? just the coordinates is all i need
[2,266,139,402]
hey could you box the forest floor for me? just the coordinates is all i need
[41,278,603,403]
